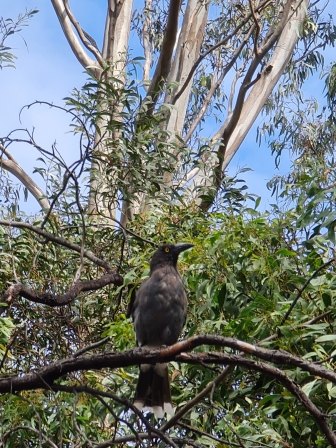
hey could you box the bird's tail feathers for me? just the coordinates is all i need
[134,363,173,418]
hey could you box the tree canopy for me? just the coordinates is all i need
[1,1,336,447]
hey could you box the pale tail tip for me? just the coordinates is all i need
[134,401,174,418]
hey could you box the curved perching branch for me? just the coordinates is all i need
[3,334,336,391]
[1,335,336,445]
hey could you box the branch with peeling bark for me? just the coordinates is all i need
[62,0,104,67]
[195,0,309,209]
[213,0,295,188]
[172,0,272,106]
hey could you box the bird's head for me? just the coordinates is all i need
[150,243,194,272]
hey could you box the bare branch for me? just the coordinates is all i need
[0,144,50,211]
[145,0,182,113]
[248,0,261,57]
[280,258,335,326]
[172,0,272,105]
[62,0,104,67]
[0,271,122,312]
[183,23,255,145]
[218,0,308,170]
[214,0,295,183]
[197,0,309,208]
[73,337,110,357]
[50,0,100,75]
[1,335,336,393]
[2,336,336,446]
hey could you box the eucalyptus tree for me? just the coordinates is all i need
[2,0,334,222]
[2,2,336,448]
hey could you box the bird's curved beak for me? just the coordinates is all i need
[175,243,194,254]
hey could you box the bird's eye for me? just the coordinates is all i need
[164,247,170,253]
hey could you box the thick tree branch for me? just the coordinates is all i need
[145,0,182,113]
[172,0,272,106]
[0,271,122,313]
[5,338,336,446]
[213,0,295,186]
[183,24,256,150]
[197,0,309,209]
[1,335,336,393]
[0,144,50,211]
[50,0,100,76]
[62,0,104,67]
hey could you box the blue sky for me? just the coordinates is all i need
[1,1,333,214]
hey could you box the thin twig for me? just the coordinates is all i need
[280,258,335,326]
[161,365,234,431]
[73,337,110,357]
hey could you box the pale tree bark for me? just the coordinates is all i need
[144,0,183,112]
[49,0,311,219]
[88,0,134,218]
[102,0,134,65]
[50,0,134,218]
[135,0,210,214]
[1,0,317,220]
[186,0,310,209]
[50,0,103,76]
[164,0,209,139]
[0,145,50,211]
[142,0,153,85]
[222,0,309,169]
[0,1,103,214]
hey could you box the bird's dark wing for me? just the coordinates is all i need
[132,266,187,347]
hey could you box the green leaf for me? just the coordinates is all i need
[315,334,336,343]
[302,379,317,397]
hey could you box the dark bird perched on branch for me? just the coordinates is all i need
[132,243,193,418]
